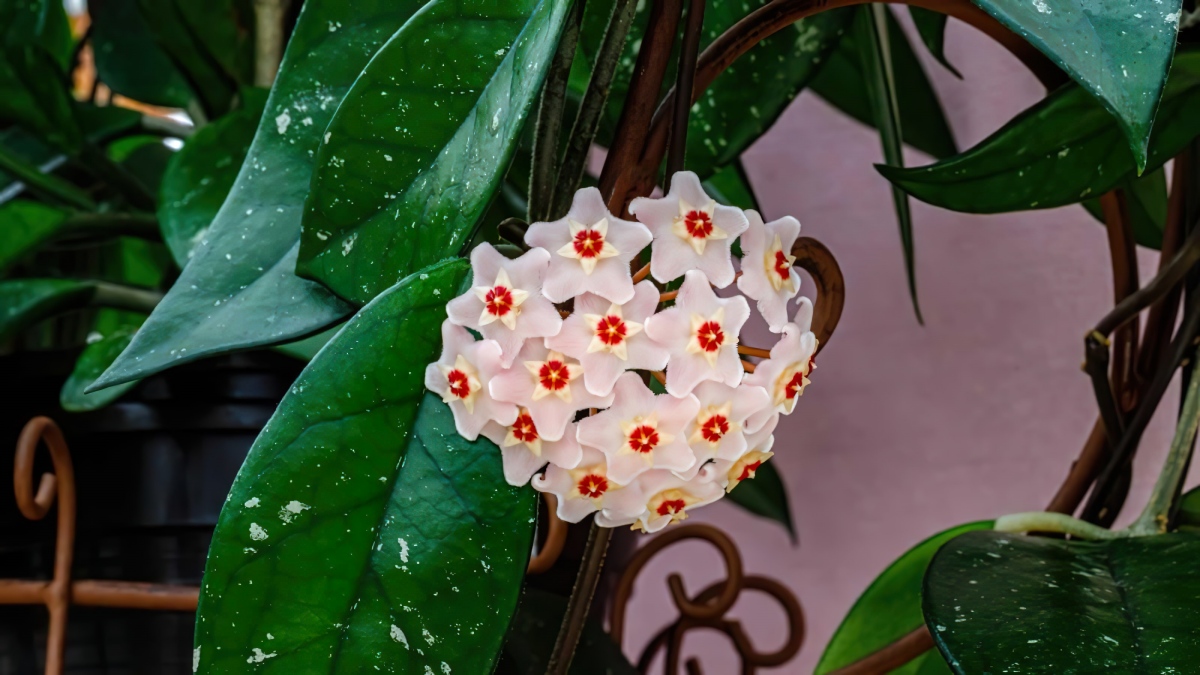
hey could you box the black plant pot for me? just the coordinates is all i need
[0,350,303,675]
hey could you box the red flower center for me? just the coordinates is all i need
[511,412,538,443]
[485,285,514,317]
[627,425,660,454]
[656,499,687,517]
[684,210,713,239]
[538,360,571,391]
[696,321,725,353]
[700,415,730,443]
[577,473,608,499]
[595,315,627,346]
[572,229,605,258]
[738,460,763,482]
[446,369,471,399]
[785,371,805,400]
[773,250,792,280]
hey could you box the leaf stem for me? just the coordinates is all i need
[529,0,587,222]
[993,512,1130,540]
[139,114,195,139]
[1130,355,1200,535]
[544,521,613,675]
[552,0,639,217]
[0,143,95,210]
[664,0,705,186]
[90,281,164,314]
[253,0,293,87]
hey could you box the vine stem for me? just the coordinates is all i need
[544,523,613,675]
[529,0,587,222]
[1129,354,1200,535]
[253,0,292,87]
[664,0,705,186]
[993,512,1130,540]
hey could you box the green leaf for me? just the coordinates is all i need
[503,588,637,675]
[0,0,72,68]
[1178,485,1200,531]
[907,8,959,78]
[880,50,1200,215]
[971,0,1181,170]
[924,530,1200,673]
[61,311,144,411]
[1081,166,1167,249]
[0,278,96,343]
[296,0,572,305]
[272,323,340,362]
[859,5,921,323]
[725,460,795,540]
[576,0,852,179]
[158,91,266,267]
[89,0,434,391]
[0,44,82,153]
[174,0,254,87]
[136,0,236,116]
[810,6,958,160]
[815,521,992,675]
[0,200,70,273]
[702,160,760,212]
[90,0,195,109]
[194,259,537,675]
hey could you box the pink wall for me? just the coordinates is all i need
[619,17,1194,673]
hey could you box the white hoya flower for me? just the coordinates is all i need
[737,210,803,332]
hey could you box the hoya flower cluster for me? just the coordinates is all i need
[425,172,818,533]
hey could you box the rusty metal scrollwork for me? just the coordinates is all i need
[610,524,804,674]
[0,416,200,675]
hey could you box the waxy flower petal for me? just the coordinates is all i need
[736,210,802,332]
[680,381,771,477]
[596,465,726,532]
[576,372,700,485]
[644,270,750,397]
[424,321,517,440]
[489,341,613,442]
[446,243,561,366]
[744,322,818,431]
[525,187,652,303]
[533,446,648,523]
[482,416,582,487]
[545,282,669,396]
[629,171,748,288]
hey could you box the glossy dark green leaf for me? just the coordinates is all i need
[194,259,537,674]
[174,0,254,86]
[90,0,195,109]
[1177,485,1200,530]
[702,161,760,212]
[0,200,69,273]
[61,311,144,411]
[89,0,434,391]
[881,50,1200,215]
[815,521,991,675]
[296,0,572,305]
[0,278,96,343]
[158,92,265,267]
[503,588,637,675]
[925,530,1200,674]
[577,0,852,179]
[810,6,958,160]
[137,0,236,115]
[859,5,921,323]
[971,0,1181,170]
[907,8,959,78]
[1082,167,1167,249]
[0,43,82,153]
[0,0,71,68]
[725,460,795,540]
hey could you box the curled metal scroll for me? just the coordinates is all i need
[610,524,804,674]
[1,417,199,675]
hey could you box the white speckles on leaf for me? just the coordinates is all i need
[1032,0,1051,13]
[247,648,277,664]
[422,628,435,645]
[279,500,311,524]
[390,624,409,648]
[324,131,332,144]
[398,538,410,563]
[342,233,358,256]
[244,497,260,508]
[441,662,451,674]
[193,647,200,672]
[249,523,268,541]
[276,112,292,134]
